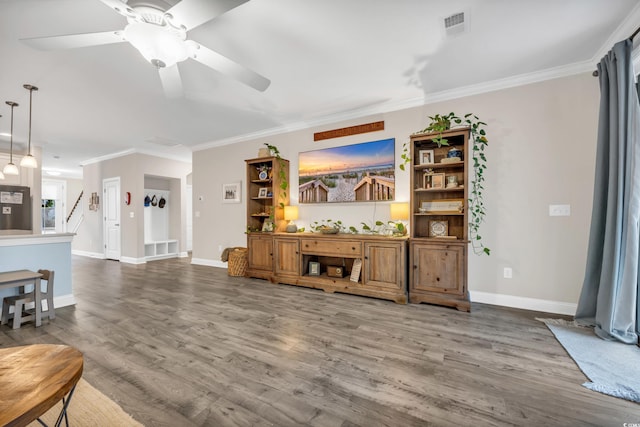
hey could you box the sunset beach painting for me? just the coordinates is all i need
[299,138,395,203]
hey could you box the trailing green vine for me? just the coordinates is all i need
[400,113,490,255]
[264,143,288,209]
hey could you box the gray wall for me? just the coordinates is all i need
[192,72,599,313]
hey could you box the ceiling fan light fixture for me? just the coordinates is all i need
[123,21,189,68]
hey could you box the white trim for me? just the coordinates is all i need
[191,258,227,268]
[81,148,191,166]
[192,61,596,152]
[144,254,178,262]
[54,294,76,308]
[592,3,640,66]
[470,291,577,316]
[178,251,189,258]
[72,249,106,259]
[121,256,146,264]
[0,233,74,247]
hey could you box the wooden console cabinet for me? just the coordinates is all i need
[246,232,408,304]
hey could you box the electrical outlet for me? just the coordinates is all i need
[503,267,513,279]
[129,212,134,218]
[549,204,570,216]
[218,245,223,252]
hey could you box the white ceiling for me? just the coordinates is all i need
[0,0,638,179]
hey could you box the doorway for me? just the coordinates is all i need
[103,177,121,260]
[41,179,66,234]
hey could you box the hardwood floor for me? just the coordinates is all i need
[1,256,637,426]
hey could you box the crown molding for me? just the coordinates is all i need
[591,2,640,65]
[80,147,191,167]
[192,60,595,152]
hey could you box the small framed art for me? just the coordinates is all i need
[222,182,241,203]
[258,188,268,198]
[429,220,448,237]
[309,261,320,276]
[419,149,435,165]
[431,173,445,189]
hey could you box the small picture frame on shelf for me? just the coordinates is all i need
[262,219,274,232]
[258,188,268,198]
[429,220,448,237]
[309,261,320,276]
[419,149,435,165]
[431,173,445,189]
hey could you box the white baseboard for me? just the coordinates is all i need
[121,256,147,265]
[179,251,189,258]
[191,258,227,269]
[72,250,105,259]
[54,294,77,308]
[470,291,577,316]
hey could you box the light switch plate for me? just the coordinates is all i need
[549,204,570,216]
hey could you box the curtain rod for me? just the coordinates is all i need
[592,25,640,77]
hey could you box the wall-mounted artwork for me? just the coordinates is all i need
[299,138,395,203]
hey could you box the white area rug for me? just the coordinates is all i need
[539,318,640,403]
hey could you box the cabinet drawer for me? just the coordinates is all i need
[301,239,362,256]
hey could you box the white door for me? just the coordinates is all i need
[186,185,193,251]
[103,177,121,260]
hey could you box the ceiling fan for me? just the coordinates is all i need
[21,0,271,98]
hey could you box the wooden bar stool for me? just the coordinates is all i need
[1,269,55,329]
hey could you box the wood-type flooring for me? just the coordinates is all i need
[0,256,637,426]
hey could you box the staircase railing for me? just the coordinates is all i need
[66,191,83,224]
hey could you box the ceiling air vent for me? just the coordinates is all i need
[444,12,467,36]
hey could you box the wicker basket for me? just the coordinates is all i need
[228,248,248,277]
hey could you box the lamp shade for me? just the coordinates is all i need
[284,205,299,221]
[390,202,409,221]
[3,163,19,176]
[20,154,37,168]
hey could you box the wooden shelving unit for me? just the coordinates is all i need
[409,128,470,311]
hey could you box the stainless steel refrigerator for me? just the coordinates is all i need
[0,185,32,231]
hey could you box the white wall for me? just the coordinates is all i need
[192,72,599,313]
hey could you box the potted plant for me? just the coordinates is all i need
[264,143,288,209]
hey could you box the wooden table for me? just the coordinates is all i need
[0,270,43,327]
[0,344,84,427]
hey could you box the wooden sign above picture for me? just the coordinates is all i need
[313,121,384,141]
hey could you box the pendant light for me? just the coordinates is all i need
[3,101,19,176]
[0,114,4,180]
[20,84,38,168]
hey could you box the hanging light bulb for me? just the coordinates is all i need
[3,101,19,176]
[20,84,38,168]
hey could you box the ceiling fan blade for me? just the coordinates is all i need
[158,65,184,99]
[21,31,125,50]
[189,42,270,92]
[166,0,249,31]
[97,0,142,20]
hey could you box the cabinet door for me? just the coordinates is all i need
[274,238,300,276]
[364,241,405,290]
[247,235,273,271]
[411,243,465,295]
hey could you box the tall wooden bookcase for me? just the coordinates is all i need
[245,156,289,279]
[409,128,470,311]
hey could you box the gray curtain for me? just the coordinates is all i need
[575,39,640,344]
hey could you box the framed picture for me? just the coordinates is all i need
[262,219,274,232]
[258,188,268,198]
[429,220,448,237]
[309,261,320,276]
[299,138,395,203]
[431,173,445,189]
[222,182,241,203]
[419,149,435,165]
[421,199,464,213]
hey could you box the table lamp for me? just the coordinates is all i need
[284,205,299,233]
[390,202,409,235]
